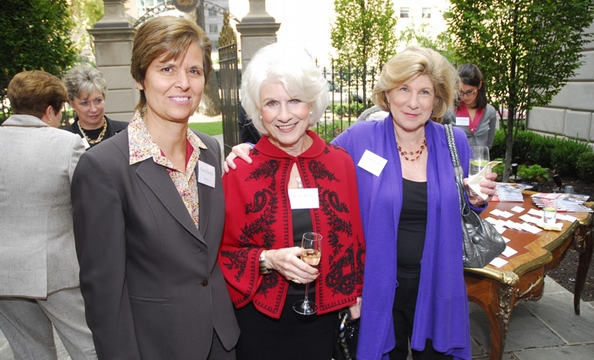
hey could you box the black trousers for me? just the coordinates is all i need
[389,276,453,360]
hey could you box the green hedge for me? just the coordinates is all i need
[490,129,594,181]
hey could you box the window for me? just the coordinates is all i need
[422,7,431,19]
[209,24,218,34]
[400,7,410,18]
[209,9,217,17]
[138,0,165,15]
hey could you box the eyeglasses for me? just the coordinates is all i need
[459,89,477,97]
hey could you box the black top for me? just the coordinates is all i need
[61,116,128,149]
[397,178,428,278]
[289,208,313,295]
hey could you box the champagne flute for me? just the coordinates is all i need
[293,232,322,315]
[469,146,490,177]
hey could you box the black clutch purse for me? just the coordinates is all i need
[333,309,359,360]
[444,125,506,268]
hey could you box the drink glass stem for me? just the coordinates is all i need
[303,283,310,306]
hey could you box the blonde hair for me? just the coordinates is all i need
[372,46,458,120]
[63,65,107,101]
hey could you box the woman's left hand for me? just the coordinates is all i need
[464,172,498,206]
[348,296,362,320]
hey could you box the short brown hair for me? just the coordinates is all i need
[8,70,68,119]
[131,16,213,112]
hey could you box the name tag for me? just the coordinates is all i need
[289,188,319,209]
[198,160,215,188]
[357,150,387,177]
[456,116,470,126]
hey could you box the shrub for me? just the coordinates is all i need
[516,164,550,182]
[550,137,591,175]
[314,120,350,142]
[576,152,594,181]
[491,129,593,180]
[330,103,366,118]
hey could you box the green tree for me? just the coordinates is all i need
[331,0,397,102]
[0,0,78,122]
[399,23,458,64]
[447,0,594,181]
[69,0,105,62]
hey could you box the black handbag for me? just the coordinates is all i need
[444,124,506,268]
[333,309,359,360]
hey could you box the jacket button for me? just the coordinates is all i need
[201,278,209,286]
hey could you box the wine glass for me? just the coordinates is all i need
[293,232,322,315]
[469,146,490,177]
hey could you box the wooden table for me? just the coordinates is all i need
[465,191,593,360]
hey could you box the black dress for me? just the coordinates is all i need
[234,209,337,360]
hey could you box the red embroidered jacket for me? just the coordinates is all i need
[218,131,365,318]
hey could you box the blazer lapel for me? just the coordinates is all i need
[135,159,204,243]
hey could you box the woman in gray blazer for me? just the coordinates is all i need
[0,70,96,359]
[61,65,128,149]
[444,64,498,148]
[71,17,239,360]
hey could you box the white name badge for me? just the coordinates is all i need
[357,149,388,177]
[456,116,470,126]
[198,160,216,188]
[289,188,320,209]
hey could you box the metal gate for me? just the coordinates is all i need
[218,12,240,156]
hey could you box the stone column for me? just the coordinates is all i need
[88,0,137,122]
[236,0,280,71]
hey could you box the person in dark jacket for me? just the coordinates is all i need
[62,64,128,149]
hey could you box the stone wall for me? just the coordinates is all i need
[528,21,594,142]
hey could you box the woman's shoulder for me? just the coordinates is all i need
[336,118,386,141]
[484,104,497,114]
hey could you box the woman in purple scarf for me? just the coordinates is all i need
[224,46,497,360]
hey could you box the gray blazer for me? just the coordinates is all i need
[71,129,239,360]
[444,104,498,147]
[0,115,84,297]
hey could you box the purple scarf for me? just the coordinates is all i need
[333,116,473,360]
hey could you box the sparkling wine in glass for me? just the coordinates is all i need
[469,146,490,177]
[293,232,322,315]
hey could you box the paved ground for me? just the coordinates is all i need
[1,277,592,359]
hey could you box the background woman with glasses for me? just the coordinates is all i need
[444,64,497,147]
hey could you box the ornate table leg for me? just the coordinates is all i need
[465,274,513,360]
[573,222,593,315]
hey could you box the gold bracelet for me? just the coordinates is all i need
[259,250,271,275]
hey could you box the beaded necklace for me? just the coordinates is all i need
[397,138,427,162]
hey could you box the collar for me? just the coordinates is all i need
[1,114,49,128]
[254,130,326,159]
[128,111,207,166]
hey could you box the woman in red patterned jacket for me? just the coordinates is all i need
[218,43,365,360]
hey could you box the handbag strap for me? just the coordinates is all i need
[444,125,470,213]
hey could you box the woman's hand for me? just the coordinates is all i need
[223,143,254,173]
[349,296,362,320]
[465,172,498,206]
[265,247,319,284]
